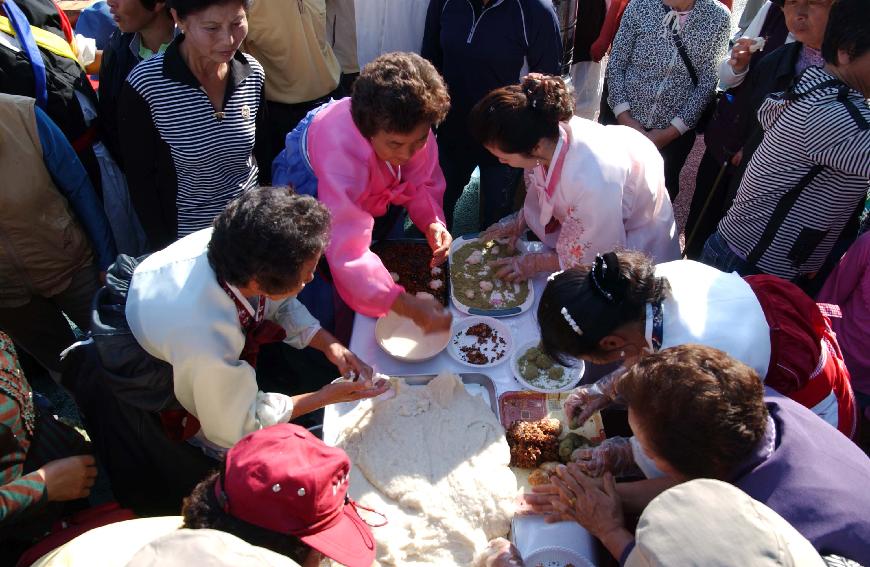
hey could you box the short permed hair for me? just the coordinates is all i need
[618,345,770,480]
[821,0,869,65]
[207,187,330,295]
[168,0,251,19]
[470,74,574,155]
[351,52,450,138]
[182,470,310,562]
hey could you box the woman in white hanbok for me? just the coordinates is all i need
[470,74,680,282]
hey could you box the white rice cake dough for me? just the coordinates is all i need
[334,372,517,566]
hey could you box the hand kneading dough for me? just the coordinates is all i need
[335,372,517,566]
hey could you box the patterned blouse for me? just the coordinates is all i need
[606,0,731,133]
[0,332,45,526]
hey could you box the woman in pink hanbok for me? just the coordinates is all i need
[273,52,452,333]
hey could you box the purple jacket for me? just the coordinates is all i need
[734,393,870,563]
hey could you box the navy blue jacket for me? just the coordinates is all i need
[422,0,562,126]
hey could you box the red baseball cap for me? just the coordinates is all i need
[215,424,376,567]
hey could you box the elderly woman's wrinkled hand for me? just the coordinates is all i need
[325,343,373,381]
[523,482,576,524]
[551,468,625,539]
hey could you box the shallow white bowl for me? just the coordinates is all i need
[447,315,513,368]
[511,339,584,393]
[375,311,450,362]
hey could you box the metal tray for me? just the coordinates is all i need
[392,372,498,415]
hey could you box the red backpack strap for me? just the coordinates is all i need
[52,1,75,44]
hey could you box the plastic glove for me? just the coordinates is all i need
[490,252,559,283]
[570,436,639,478]
[479,211,527,252]
[478,538,524,567]
[563,368,625,429]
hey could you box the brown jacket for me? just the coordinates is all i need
[0,94,93,307]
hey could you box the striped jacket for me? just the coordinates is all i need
[606,0,730,133]
[118,36,268,251]
[719,66,870,280]
[0,333,45,526]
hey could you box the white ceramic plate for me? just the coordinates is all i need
[447,316,513,368]
[511,339,584,393]
[374,311,450,362]
[448,234,535,317]
[522,546,595,567]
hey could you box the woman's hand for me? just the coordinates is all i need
[570,436,638,478]
[38,455,98,502]
[319,378,391,405]
[324,342,373,381]
[310,330,373,381]
[645,126,680,149]
[480,212,527,252]
[524,483,577,523]
[490,252,560,283]
[551,468,634,560]
[391,292,453,334]
[427,223,452,267]
[728,37,755,75]
[616,111,645,133]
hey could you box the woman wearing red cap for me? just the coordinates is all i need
[27,424,379,567]
[183,424,379,567]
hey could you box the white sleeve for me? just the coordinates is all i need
[269,297,322,349]
[165,325,294,449]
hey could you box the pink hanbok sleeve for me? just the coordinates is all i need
[401,131,447,231]
[316,163,406,317]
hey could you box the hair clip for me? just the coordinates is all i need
[547,270,564,282]
[590,254,615,302]
[560,307,583,336]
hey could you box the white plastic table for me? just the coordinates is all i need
[323,273,604,565]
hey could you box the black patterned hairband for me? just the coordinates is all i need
[591,253,618,302]
[547,253,620,338]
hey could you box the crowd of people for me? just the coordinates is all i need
[0,0,868,564]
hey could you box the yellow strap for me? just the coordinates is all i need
[0,15,81,67]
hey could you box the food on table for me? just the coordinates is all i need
[452,239,530,310]
[377,311,450,361]
[517,344,573,390]
[373,241,448,305]
[453,322,508,365]
[507,418,562,468]
[559,433,591,463]
[528,461,561,486]
[334,373,517,566]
